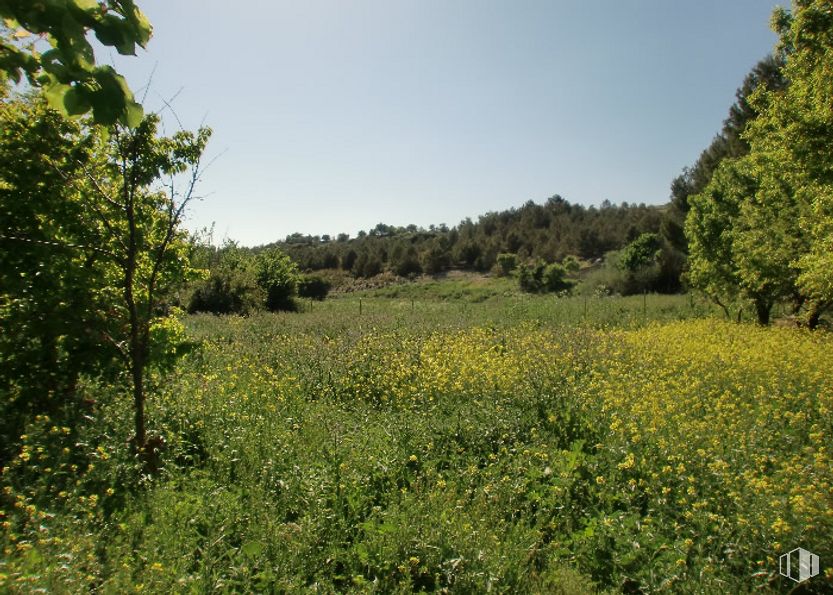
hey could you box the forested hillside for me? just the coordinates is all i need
[268,197,663,275]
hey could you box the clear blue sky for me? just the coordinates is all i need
[112,1,784,246]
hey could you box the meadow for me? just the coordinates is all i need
[1,289,831,593]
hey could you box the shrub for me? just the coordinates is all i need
[517,261,545,292]
[353,252,383,278]
[619,233,661,273]
[562,255,581,274]
[297,275,332,301]
[518,261,575,293]
[543,263,574,292]
[255,248,299,311]
[495,253,518,276]
[187,269,262,315]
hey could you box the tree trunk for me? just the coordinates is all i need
[131,351,145,449]
[714,296,730,320]
[806,301,823,330]
[124,166,144,453]
[754,298,771,326]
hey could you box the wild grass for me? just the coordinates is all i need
[1,291,830,592]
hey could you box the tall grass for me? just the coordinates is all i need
[1,293,830,592]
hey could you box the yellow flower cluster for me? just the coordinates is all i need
[591,320,832,563]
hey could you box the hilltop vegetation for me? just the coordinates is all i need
[270,197,665,275]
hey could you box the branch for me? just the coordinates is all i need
[154,88,186,133]
[0,234,118,259]
[101,329,130,364]
[144,156,202,323]
[44,157,128,256]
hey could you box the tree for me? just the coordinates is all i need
[0,92,115,459]
[495,253,518,276]
[297,274,331,301]
[1,0,152,126]
[686,153,802,325]
[744,0,833,327]
[686,158,751,320]
[88,114,210,456]
[562,255,581,274]
[687,1,833,327]
[664,54,787,253]
[517,261,544,293]
[390,242,422,277]
[255,248,299,311]
[542,262,573,293]
[421,239,450,275]
[188,269,261,315]
[0,91,210,462]
[619,233,661,273]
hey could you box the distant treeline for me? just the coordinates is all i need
[259,197,665,278]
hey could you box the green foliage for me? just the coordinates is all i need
[0,89,211,460]
[543,262,573,293]
[495,252,518,276]
[0,94,118,461]
[185,239,262,315]
[618,233,661,273]
[686,0,833,325]
[276,197,664,280]
[187,268,262,315]
[745,0,833,321]
[664,54,786,253]
[389,242,422,277]
[685,159,746,314]
[517,261,545,293]
[421,239,451,275]
[255,248,299,311]
[352,250,383,279]
[0,0,152,126]
[297,274,332,301]
[562,255,581,274]
[518,260,575,294]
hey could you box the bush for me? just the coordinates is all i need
[187,269,262,315]
[518,261,575,293]
[543,263,574,292]
[255,248,299,311]
[517,261,545,293]
[619,233,661,273]
[579,246,683,297]
[421,244,451,275]
[353,252,383,278]
[297,275,332,301]
[562,255,581,274]
[391,245,423,277]
[495,253,518,276]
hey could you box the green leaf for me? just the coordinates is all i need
[60,13,95,70]
[241,541,263,558]
[63,86,91,116]
[40,49,70,81]
[122,100,144,129]
[92,14,127,49]
[355,543,370,564]
[44,82,72,115]
[71,0,101,13]
[133,8,153,47]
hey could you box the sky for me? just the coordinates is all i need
[111,0,784,247]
